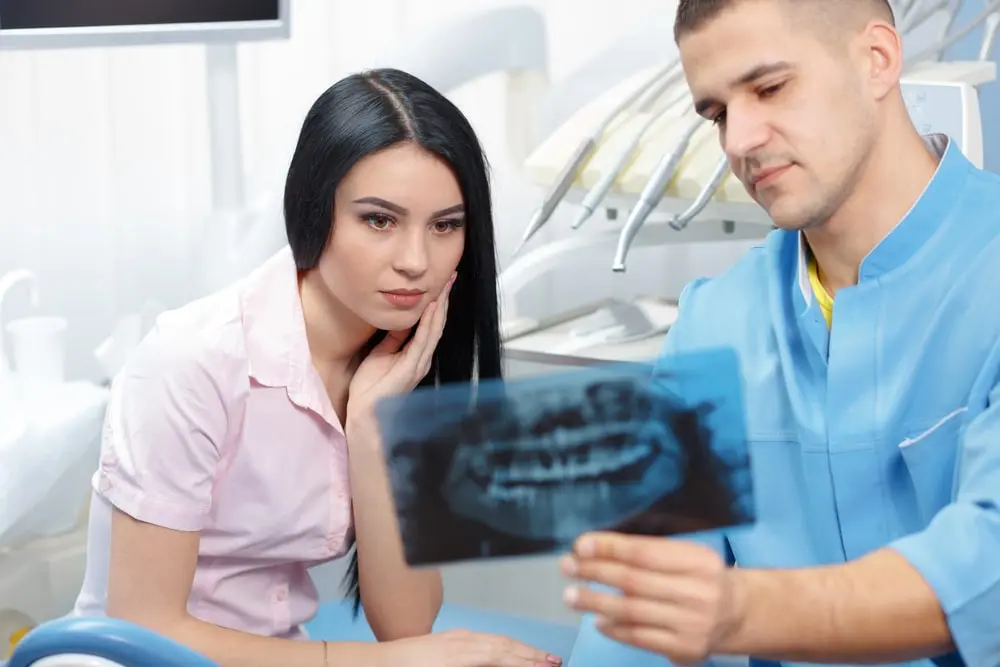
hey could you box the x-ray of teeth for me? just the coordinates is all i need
[374,347,754,567]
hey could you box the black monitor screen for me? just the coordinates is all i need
[0,0,280,30]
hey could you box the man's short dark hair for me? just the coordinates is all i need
[673,0,895,42]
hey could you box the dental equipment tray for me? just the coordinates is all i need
[503,295,678,368]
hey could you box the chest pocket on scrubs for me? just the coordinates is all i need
[896,407,967,527]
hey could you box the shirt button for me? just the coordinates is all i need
[275,589,287,601]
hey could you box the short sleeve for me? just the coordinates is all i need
[95,323,242,532]
[889,377,1000,667]
[659,277,709,358]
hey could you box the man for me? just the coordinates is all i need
[559,1,1000,667]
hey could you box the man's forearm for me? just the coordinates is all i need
[346,421,443,639]
[722,548,954,663]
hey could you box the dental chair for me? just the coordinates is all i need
[5,617,217,667]
[6,607,577,667]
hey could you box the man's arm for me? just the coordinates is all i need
[725,548,952,663]
[566,375,1000,667]
[731,372,1000,666]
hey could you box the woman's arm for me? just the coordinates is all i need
[97,324,393,666]
[108,507,385,667]
[346,418,443,640]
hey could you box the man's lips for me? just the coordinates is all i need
[750,164,793,189]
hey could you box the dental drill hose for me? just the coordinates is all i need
[612,116,707,272]
[634,62,687,113]
[899,0,961,38]
[895,0,921,28]
[979,12,1000,60]
[669,156,731,231]
[904,0,1000,68]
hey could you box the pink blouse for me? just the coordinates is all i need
[73,247,354,638]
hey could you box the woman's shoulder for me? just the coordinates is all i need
[127,285,250,392]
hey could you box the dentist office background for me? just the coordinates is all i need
[0,0,997,655]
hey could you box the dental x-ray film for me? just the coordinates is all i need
[374,347,754,567]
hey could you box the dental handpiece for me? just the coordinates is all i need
[512,61,681,256]
[895,0,920,25]
[941,0,965,46]
[611,116,706,272]
[634,62,685,113]
[573,94,692,230]
[513,136,599,256]
[669,156,730,231]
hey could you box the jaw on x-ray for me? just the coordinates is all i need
[374,347,754,567]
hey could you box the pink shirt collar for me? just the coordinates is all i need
[240,246,343,431]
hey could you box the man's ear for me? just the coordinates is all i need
[859,18,904,101]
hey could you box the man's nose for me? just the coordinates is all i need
[722,105,771,161]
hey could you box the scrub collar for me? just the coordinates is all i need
[796,133,968,304]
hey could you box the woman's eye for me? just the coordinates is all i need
[365,213,394,230]
[434,219,464,233]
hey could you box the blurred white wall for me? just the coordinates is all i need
[0,0,752,384]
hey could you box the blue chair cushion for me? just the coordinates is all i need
[6,604,577,666]
[7,616,218,667]
[305,600,579,659]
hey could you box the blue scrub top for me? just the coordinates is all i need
[567,135,1000,667]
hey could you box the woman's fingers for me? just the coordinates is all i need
[411,274,454,376]
[373,327,410,356]
[418,279,452,374]
[400,300,435,367]
[484,634,558,667]
[448,630,559,667]
[387,272,456,390]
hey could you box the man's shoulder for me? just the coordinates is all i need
[943,166,1000,275]
[660,234,788,359]
[965,161,1000,195]
[959,165,1000,230]
[969,176,1000,253]
[673,238,777,319]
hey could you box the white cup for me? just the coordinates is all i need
[6,316,68,391]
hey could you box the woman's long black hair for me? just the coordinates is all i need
[282,68,503,615]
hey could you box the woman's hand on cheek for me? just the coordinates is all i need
[345,272,456,432]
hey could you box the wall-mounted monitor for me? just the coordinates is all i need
[0,0,290,50]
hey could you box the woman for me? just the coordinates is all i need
[71,68,562,667]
